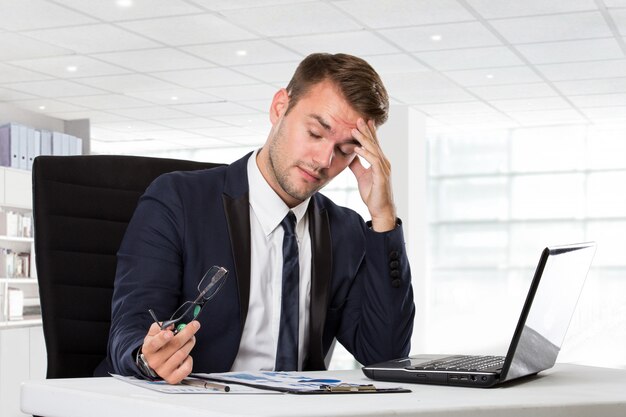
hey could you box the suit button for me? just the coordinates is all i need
[389,250,399,260]
[390,270,400,279]
[391,279,401,288]
[389,260,399,269]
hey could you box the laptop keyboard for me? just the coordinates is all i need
[407,355,505,372]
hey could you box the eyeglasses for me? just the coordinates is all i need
[148,265,228,334]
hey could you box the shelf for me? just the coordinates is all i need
[0,235,34,242]
[0,277,37,283]
[0,315,42,329]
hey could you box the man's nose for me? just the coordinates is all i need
[313,142,334,169]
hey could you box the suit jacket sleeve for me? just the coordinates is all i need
[334,219,415,365]
[107,174,186,377]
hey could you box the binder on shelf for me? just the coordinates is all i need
[0,124,11,167]
[0,123,21,168]
[27,128,41,171]
[40,130,53,156]
[52,131,63,156]
[18,125,28,170]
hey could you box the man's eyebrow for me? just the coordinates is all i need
[308,114,332,132]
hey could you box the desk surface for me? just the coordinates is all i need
[21,364,626,417]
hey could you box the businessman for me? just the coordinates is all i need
[105,53,415,384]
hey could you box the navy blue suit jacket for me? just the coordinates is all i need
[107,153,415,377]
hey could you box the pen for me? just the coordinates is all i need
[180,378,230,392]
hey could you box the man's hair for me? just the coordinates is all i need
[285,53,389,126]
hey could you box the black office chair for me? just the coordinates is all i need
[32,155,222,378]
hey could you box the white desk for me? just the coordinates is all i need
[21,364,626,417]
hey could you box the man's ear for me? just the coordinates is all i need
[269,88,289,125]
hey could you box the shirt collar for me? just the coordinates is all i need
[247,149,310,237]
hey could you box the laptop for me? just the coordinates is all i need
[362,242,597,388]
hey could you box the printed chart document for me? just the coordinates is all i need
[192,371,410,394]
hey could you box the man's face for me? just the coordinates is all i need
[261,80,362,207]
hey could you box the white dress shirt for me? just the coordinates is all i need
[230,150,312,371]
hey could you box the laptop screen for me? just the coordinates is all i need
[502,243,596,382]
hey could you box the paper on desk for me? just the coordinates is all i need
[192,371,397,393]
[110,374,274,394]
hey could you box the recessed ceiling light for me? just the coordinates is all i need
[171,96,179,101]
[430,34,442,41]
[116,0,133,7]
[66,66,78,72]
[486,74,494,79]
[236,50,248,56]
[39,105,46,110]
[127,125,133,129]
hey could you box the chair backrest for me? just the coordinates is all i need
[33,155,222,378]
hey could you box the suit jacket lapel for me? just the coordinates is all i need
[222,153,252,332]
[306,197,332,370]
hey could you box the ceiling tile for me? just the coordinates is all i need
[220,3,361,37]
[0,0,97,31]
[489,12,612,44]
[188,126,259,138]
[568,93,626,107]
[414,101,496,115]
[96,120,167,132]
[363,54,430,74]
[8,55,131,78]
[125,88,221,105]
[136,130,206,140]
[10,99,88,114]
[0,87,37,101]
[469,83,557,100]
[201,84,277,102]
[211,114,270,128]
[276,31,400,56]
[24,24,161,53]
[55,0,203,20]
[554,77,626,95]
[151,67,257,88]
[93,48,214,72]
[234,62,298,85]
[380,22,502,52]
[183,40,301,66]
[57,94,153,109]
[416,46,523,71]
[46,110,131,123]
[118,14,256,45]
[92,138,189,153]
[0,63,51,83]
[383,71,475,103]
[4,79,107,98]
[158,136,234,148]
[604,0,626,7]
[172,101,259,117]
[74,74,180,94]
[515,38,624,64]
[187,0,311,11]
[444,66,543,86]
[611,9,626,35]
[466,0,597,19]
[507,108,587,125]
[333,0,474,28]
[154,117,228,129]
[581,106,626,122]
[537,60,626,81]
[106,106,194,120]
[489,96,573,112]
[0,32,74,60]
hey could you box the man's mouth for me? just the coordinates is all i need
[297,166,322,182]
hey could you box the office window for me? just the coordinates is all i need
[427,125,626,368]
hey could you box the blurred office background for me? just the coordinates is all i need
[1,0,625,372]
